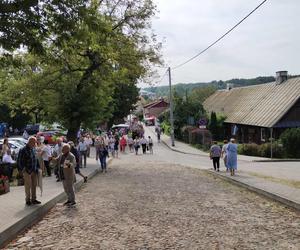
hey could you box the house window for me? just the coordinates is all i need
[261,128,266,142]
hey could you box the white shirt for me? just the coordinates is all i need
[127,138,133,145]
[53,143,63,156]
[42,145,52,161]
[84,138,93,146]
[140,138,147,145]
[3,154,16,164]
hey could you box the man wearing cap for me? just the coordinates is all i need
[17,137,41,206]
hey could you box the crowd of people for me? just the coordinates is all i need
[1,120,240,210]
[2,125,157,208]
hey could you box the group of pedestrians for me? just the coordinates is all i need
[16,133,97,207]
[209,138,238,176]
[110,133,154,156]
[133,136,154,155]
[15,125,157,208]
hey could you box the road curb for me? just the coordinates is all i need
[207,170,300,211]
[252,159,300,162]
[0,158,113,248]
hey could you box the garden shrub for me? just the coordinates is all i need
[238,142,284,158]
[280,128,300,158]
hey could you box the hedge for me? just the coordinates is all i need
[280,128,300,158]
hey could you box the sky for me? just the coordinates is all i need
[143,0,300,87]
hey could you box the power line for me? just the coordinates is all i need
[155,68,169,85]
[172,0,268,70]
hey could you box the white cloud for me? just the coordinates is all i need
[142,0,300,87]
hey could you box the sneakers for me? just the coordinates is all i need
[26,201,32,206]
[84,176,88,183]
[69,201,76,206]
[32,200,41,205]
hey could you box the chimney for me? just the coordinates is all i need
[276,71,288,85]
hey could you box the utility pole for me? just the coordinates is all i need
[168,67,175,147]
[270,127,273,159]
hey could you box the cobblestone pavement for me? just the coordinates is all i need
[5,154,300,250]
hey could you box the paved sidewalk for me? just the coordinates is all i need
[0,148,106,247]
[209,170,300,211]
[150,126,270,162]
[146,126,300,211]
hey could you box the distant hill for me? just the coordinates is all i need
[143,76,299,97]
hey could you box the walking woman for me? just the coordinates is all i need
[221,140,229,171]
[98,138,108,173]
[148,136,153,154]
[209,141,221,171]
[134,138,140,155]
[128,136,134,153]
[227,138,238,176]
[114,135,119,158]
[120,135,127,153]
[109,136,115,158]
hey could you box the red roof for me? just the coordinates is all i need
[143,99,169,109]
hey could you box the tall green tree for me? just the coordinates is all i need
[208,111,218,139]
[0,0,161,141]
[173,90,205,139]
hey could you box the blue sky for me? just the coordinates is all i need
[146,0,300,87]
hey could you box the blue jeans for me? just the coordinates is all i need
[99,155,107,170]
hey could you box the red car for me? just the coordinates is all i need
[37,131,65,145]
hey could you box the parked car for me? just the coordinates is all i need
[37,131,65,145]
[9,138,27,147]
[0,139,24,160]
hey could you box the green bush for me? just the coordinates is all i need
[280,128,300,158]
[238,142,284,158]
[238,143,259,156]
[161,121,171,136]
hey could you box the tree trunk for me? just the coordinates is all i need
[67,121,81,143]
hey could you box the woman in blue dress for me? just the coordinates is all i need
[226,138,238,176]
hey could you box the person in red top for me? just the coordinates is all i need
[120,136,127,153]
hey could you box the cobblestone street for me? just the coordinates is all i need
[5,152,300,250]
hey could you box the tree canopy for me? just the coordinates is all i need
[0,0,161,140]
